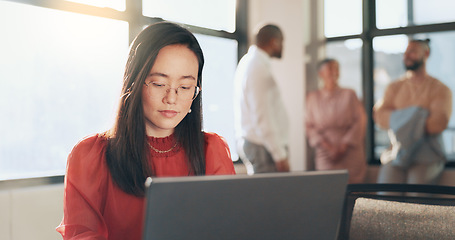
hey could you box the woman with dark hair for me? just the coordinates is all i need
[57,22,235,239]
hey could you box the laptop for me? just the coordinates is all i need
[143,170,348,240]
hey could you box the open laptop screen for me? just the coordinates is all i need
[143,170,348,240]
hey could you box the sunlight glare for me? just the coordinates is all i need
[65,0,125,11]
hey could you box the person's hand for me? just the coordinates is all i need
[320,139,332,151]
[320,140,347,163]
[275,159,290,172]
[320,140,337,160]
[335,143,348,158]
[327,143,349,163]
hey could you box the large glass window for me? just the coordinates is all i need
[372,35,408,159]
[324,0,362,37]
[373,35,408,102]
[376,0,407,29]
[196,34,238,160]
[376,0,455,29]
[413,0,455,25]
[0,1,128,180]
[65,0,126,11]
[1,0,242,181]
[143,0,236,32]
[325,0,455,164]
[325,39,363,98]
[373,32,455,162]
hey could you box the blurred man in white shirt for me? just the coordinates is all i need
[234,24,289,173]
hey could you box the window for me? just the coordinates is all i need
[413,0,455,25]
[376,0,455,29]
[376,0,407,29]
[373,35,409,101]
[324,0,455,164]
[326,39,363,98]
[143,0,236,32]
[65,0,126,11]
[373,32,455,161]
[324,0,362,37]
[0,0,243,180]
[0,1,127,180]
[196,34,239,160]
[372,35,409,159]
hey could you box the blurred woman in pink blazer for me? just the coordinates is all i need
[306,59,367,183]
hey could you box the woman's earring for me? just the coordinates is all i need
[188,109,192,113]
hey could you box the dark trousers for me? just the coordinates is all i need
[239,139,277,173]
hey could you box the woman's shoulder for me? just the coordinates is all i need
[203,132,235,175]
[203,132,231,156]
[64,134,111,211]
[67,133,108,173]
[306,89,320,97]
[70,133,108,157]
[306,90,321,103]
[339,88,359,98]
[203,132,228,146]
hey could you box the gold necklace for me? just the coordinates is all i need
[147,141,178,153]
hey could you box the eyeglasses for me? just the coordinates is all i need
[144,81,200,100]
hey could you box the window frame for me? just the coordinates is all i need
[325,0,455,166]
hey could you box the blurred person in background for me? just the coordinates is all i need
[374,39,452,186]
[234,24,290,173]
[306,58,367,183]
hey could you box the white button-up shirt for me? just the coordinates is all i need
[234,45,289,162]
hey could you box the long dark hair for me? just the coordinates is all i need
[105,22,206,196]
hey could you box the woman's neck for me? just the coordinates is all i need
[323,84,338,92]
[146,128,175,138]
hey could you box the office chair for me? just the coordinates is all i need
[337,184,455,240]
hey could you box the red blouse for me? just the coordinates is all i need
[57,132,236,240]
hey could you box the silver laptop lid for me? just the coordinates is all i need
[143,170,348,240]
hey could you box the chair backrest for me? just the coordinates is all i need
[338,184,455,240]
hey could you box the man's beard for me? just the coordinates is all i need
[273,50,282,59]
[405,58,424,71]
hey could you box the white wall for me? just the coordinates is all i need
[0,190,10,239]
[0,184,64,240]
[248,0,307,171]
